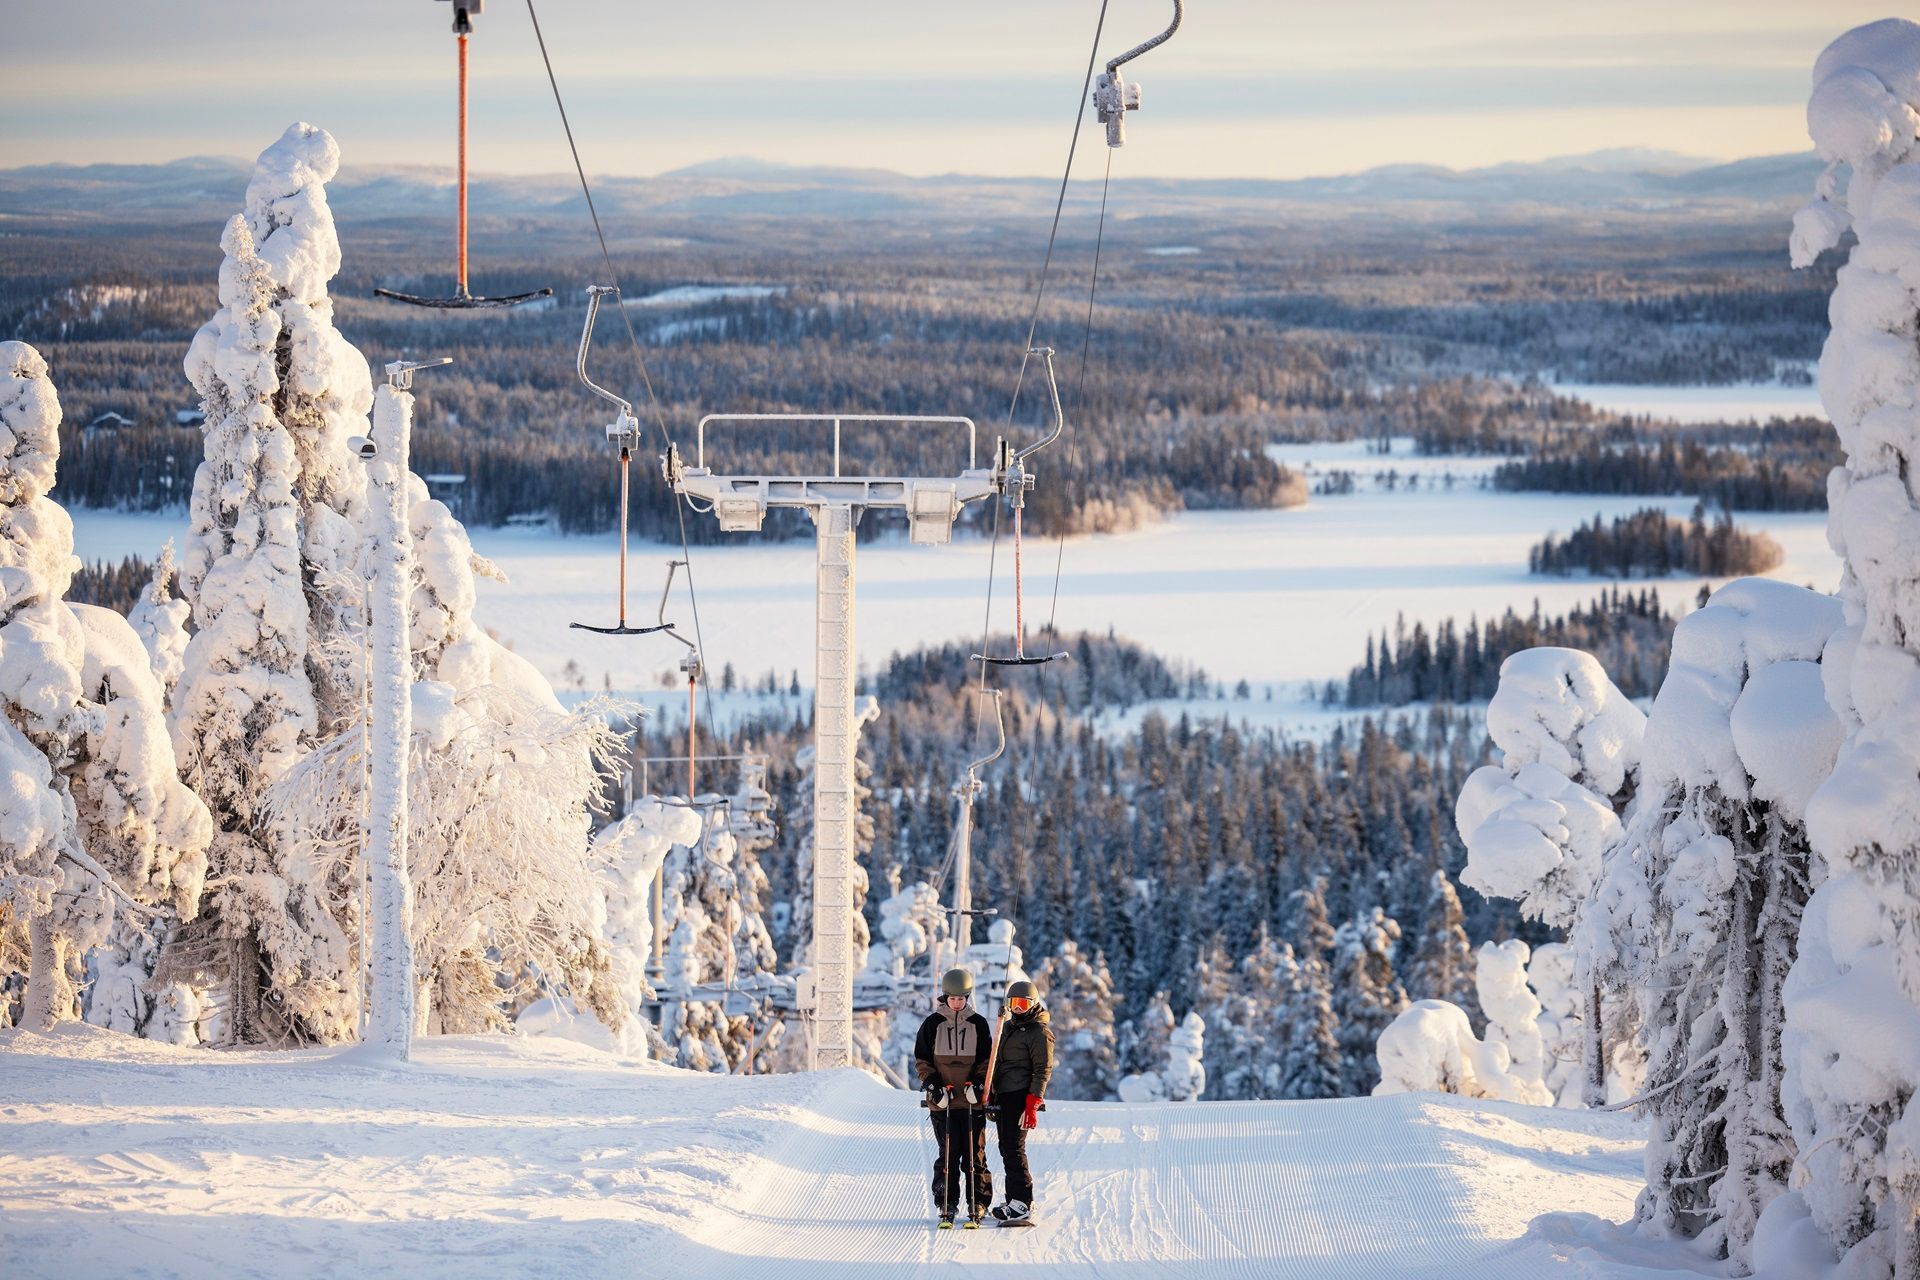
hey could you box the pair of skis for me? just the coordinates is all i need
[937,1088,987,1230]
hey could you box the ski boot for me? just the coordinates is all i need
[938,1211,955,1230]
[991,1200,1033,1226]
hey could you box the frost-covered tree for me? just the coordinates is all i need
[1163,1011,1207,1101]
[1331,906,1408,1094]
[1528,942,1584,1108]
[171,124,373,1044]
[1374,999,1544,1102]
[126,542,189,708]
[1781,21,1920,1274]
[1579,578,1844,1263]
[1456,646,1644,1107]
[0,342,211,1030]
[1474,940,1553,1106]
[1456,647,1642,928]
[272,468,629,1042]
[1033,939,1119,1101]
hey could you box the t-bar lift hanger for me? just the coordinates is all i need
[1093,0,1185,147]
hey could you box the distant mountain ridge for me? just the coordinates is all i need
[0,148,1825,223]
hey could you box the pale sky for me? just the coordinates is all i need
[1,2,1893,179]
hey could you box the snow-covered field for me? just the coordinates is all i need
[66,475,1837,713]
[1549,383,1824,424]
[0,1024,1646,1279]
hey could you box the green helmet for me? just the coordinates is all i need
[940,967,975,998]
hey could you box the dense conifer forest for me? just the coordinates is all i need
[1528,504,1784,578]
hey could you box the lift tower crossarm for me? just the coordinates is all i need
[671,412,1006,1070]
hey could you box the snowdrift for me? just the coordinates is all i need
[0,1024,1643,1279]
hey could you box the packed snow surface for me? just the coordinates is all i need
[0,1025,1645,1278]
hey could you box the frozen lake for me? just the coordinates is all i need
[69,464,1838,706]
[1549,382,1824,424]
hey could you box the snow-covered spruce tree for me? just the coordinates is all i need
[873,875,949,1083]
[1577,578,1844,1264]
[557,796,699,1056]
[1456,646,1643,1105]
[126,542,189,709]
[1405,869,1477,1019]
[1032,939,1119,1101]
[1273,877,1345,1100]
[1528,942,1584,1108]
[659,786,781,1073]
[1118,988,1175,1095]
[0,342,212,1030]
[69,601,215,1041]
[1474,939,1553,1106]
[1779,21,1920,1273]
[1330,906,1408,1094]
[172,124,373,1044]
[1163,1012,1207,1101]
[1374,999,1539,1103]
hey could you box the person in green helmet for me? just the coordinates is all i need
[988,978,1053,1224]
[914,966,993,1227]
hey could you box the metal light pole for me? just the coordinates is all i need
[356,356,449,1060]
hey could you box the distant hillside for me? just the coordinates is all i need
[0,148,1828,226]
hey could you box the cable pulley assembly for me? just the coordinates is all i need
[974,349,1071,669]
[570,286,697,651]
[1093,0,1184,147]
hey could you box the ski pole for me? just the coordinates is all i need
[943,1088,953,1218]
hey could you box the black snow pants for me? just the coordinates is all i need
[993,1091,1035,1205]
[929,1104,991,1215]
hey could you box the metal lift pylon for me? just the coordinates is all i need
[669,360,1066,1069]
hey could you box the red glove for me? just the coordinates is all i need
[1020,1094,1043,1130]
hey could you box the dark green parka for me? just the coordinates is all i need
[992,1003,1054,1098]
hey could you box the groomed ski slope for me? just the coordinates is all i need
[0,1026,1642,1278]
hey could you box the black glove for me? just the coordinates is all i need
[925,1083,946,1109]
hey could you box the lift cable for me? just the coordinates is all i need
[524,0,723,755]
[970,0,1111,750]
[1044,148,1115,636]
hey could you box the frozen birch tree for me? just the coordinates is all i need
[172,124,372,1044]
[1779,21,1920,1275]
[0,342,211,1030]
[1580,578,1844,1264]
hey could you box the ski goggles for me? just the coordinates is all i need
[1007,996,1035,1014]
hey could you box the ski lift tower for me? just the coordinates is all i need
[668,356,1063,1070]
